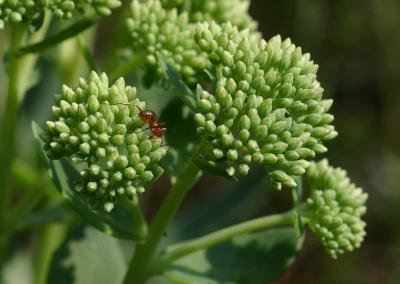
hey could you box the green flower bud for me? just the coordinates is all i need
[302,160,368,259]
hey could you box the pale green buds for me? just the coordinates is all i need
[41,71,167,212]
[302,160,368,258]
[193,22,337,189]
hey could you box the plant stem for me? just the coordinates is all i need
[123,161,203,284]
[153,210,294,272]
[126,196,148,241]
[0,16,51,273]
[0,23,25,236]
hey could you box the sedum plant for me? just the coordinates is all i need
[0,0,368,283]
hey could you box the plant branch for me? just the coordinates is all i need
[123,161,203,284]
[153,210,294,272]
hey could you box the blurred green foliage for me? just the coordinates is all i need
[248,0,400,283]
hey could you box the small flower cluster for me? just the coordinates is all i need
[303,160,368,258]
[193,22,337,189]
[0,0,120,29]
[40,72,167,212]
[160,0,257,31]
[126,0,209,87]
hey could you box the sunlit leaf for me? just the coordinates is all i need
[164,228,304,284]
[48,226,129,284]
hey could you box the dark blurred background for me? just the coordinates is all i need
[249,1,400,283]
[2,0,400,283]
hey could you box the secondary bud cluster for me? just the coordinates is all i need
[303,160,368,258]
[40,72,167,212]
[126,0,209,87]
[160,0,257,31]
[193,22,337,189]
[0,0,121,29]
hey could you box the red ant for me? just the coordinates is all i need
[137,108,166,139]
[106,102,167,140]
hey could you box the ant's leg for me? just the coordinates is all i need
[160,143,172,153]
[103,101,142,110]
[160,137,172,152]
[136,127,151,133]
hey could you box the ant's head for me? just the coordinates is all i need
[139,110,157,123]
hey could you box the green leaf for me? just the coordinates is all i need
[191,158,238,182]
[163,228,304,284]
[173,171,272,240]
[16,202,72,231]
[17,16,99,56]
[160,62,197,112]
[159,98,200,179]
[32,122,147,241]
[48,226,129,284]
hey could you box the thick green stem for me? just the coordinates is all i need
[0,16,51,274]
[123,161,202,284]
[153,210,294,272]
[0,23,25,234]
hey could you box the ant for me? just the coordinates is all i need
[137,108,166,139]
[106,102,167,140]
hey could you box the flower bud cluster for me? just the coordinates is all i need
[126,0,209,87]
[160,0,257,31]
[40,72,167,212]
[0,0,120,29]
[304,160,368,258]
[193,22,337,189]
